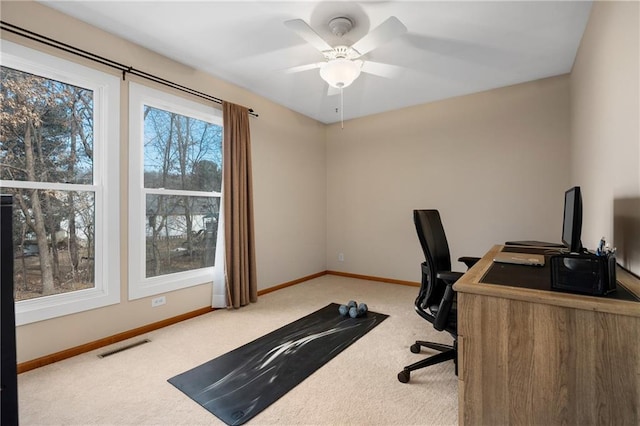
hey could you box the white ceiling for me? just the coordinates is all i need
[39,1,593,124]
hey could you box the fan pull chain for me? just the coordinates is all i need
[340,87,344,129]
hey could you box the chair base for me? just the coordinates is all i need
[397,340,457,383]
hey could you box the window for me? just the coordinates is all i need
[0,41,120,325]
[128,82,223,299]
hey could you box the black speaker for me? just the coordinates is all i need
[550,252,616,296]
[1,194,18,425]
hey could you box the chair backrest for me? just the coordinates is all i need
[413,209,453,315]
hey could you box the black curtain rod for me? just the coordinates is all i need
[0,21,258,117]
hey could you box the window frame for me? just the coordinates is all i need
[0,40,121,326]
[128,82,224,300]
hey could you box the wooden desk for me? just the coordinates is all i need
[454,245,640,425]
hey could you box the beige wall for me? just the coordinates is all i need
[2,1,327,362]
[326,77,571,282]
[570,1,640,254]
[251,115,327,287]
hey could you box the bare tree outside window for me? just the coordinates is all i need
[0,66,96,301]
[142,106,222,278]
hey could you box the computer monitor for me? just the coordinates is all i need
[562,186,583,253]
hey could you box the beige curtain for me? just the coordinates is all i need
[222,101,257,308]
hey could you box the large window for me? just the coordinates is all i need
[0,41,120,325]
[128,83,223,299]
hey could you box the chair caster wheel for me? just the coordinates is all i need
[410,343,421,354]
[397,370,410,383]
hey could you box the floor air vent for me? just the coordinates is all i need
[98,339,151,358]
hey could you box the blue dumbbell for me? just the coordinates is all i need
[338,304,349,316]
[349,302,368,318]
[339,300,359,316]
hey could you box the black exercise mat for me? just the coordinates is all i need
[168,302,388,425]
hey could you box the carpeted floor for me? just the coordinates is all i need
[17,275,458,425]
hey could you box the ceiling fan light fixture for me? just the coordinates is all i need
[320,58,362,89]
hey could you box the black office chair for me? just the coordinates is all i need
[397,209,480,383]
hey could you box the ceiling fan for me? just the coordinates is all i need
[284,15,407,92]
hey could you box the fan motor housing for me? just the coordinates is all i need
[328,17,353,37]
[323,45,359,60]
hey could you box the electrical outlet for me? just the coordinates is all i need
[151,296,166,307]
[338,253,344,262]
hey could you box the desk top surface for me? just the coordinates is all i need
[453,245,640,317]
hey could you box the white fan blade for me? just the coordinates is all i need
[351,16,407,57]
[284,19,333,52]
[284,62,324,74]
[361,61,403,79]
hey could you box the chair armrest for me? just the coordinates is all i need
[433,281,455,331]
[433,271,462,331]
[436,271,464,284]
[458,256,481,269]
